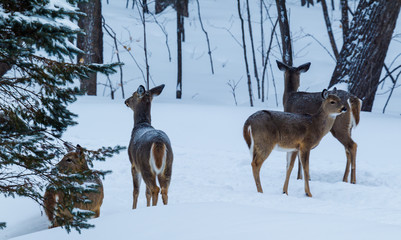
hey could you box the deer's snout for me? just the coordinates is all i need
[124,99,129,107]
[341,106,347,112]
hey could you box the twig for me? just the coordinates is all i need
[227,78,241,106]
[383,66,401,113]
[102,16,125,98]
[304,32,336,62]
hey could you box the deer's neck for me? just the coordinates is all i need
[311,107,336,136]
[283,72,300,107]
[134,104,152,126]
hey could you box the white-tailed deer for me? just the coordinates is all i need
[44,144,104,228]
[276,60,361,184]
[125,84,173,209]
[243,89,346,197]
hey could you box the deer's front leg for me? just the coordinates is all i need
[299,150,312,197]
[283,151,297,195]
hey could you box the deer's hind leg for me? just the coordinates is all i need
[144,174,160,207]
[158,174,170,205]
[131,164,141,209]
[251,145,274,193]
[331,125,357,184]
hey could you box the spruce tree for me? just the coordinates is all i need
[0,0,123,232]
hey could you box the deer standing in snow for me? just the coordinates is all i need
[125,84,173,209]
[243,89,347,197]
[44,144,104,228]
[276,61,361,184]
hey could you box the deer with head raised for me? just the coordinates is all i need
[243,89,347,197]
[125,84,173,209]
[44,144,104,228]
[277,60,361,184]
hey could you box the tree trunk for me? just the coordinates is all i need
[329,0,401,112]
[275,0,293,66]
[321,0,339,60]
[176,1,183,99]
[77,0,103,96]
[340,0,349,44]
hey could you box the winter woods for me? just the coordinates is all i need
[1,0,401,237]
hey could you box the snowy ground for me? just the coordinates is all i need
[2,0,401,239]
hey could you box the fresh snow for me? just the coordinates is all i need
[2,0,401,239]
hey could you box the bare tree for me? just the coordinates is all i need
[320,0,339,60]
[77,0,103,95]
[237,0,254,106]
[329,0,401,111]
[246,0,261,99]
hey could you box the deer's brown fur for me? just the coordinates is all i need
[277,61,361,184]
[43,145,104,228]
[243,90,346,197]
[125,85,173,209]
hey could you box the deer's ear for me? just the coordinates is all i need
[321,89,329,99]
[297,62,311,73]
[137,85,146,97]
[276,60,289,72]
[76,144,84,157]
[150,84,165,97]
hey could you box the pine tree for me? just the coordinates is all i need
[0,0,123,232]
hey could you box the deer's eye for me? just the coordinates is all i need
[66,158,72,163]
[330,101,336,104]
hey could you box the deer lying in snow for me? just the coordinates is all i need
[44,144,104,228]
[243,89,346,197]
[276,60,361,184]
[125,84,173,209]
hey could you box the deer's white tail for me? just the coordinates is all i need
[248,126,254,158]
[150,142,167,175]
[348,96,362,129]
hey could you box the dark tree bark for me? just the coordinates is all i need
[77,0,103,96]
[321,0,339,60]
[176,1,185,99]
[275,0,293,66]
[340,0,349,44]
[329,0,401,112]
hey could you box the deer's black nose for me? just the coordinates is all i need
[341,107,347,112]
